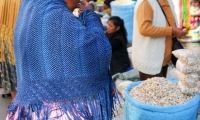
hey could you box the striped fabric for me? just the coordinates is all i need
[0,0,21,92]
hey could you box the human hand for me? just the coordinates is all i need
[78,0,93,14]
[172,27,187,39]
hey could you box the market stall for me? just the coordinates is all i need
[112,49,200,120]
[178,0,200,51]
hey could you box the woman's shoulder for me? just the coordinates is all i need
[109,33,122,38]
[109,34,127,44]
[112,33,126,40]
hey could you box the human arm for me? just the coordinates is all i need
[78,9,104,32]
[56,10,111,76]
[137,0,186,38]
[14,2,111,80]
[78,0,94,13]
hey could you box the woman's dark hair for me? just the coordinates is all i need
[104,0,114,7]
[108,16,128,43]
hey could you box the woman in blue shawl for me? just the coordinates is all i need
[6,0,119,119]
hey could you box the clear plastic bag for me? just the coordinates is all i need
[175,70,198,87]
[180,57,200,65]
[197,81,200,94]
[176,60,200,73]
[172,49,200,59]
[178,81,198,95]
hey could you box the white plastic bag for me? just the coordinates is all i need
[172,49,200,59]
[175,70,198,87]
[176,60,200,73]
[178,81,198,95]
[179,57,200,65]
[117,80,133,97]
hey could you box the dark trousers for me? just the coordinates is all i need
[139,65,168,80]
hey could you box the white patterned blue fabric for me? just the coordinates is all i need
[7,0,119,119]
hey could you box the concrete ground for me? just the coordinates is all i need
[0,93,11,120]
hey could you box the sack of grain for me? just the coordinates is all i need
[124,78,200,120]
[172,49,200,65]
[175,70,198,88]
[178,81,198,95]
[176,60,200,73]
[172,49,200,59]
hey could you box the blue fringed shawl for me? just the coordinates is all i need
[7,0,119,119]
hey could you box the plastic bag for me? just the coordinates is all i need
[179,57,200,65]
[178,81,198,95]
[171,37,184,66]
[176,60,200,73]
[172,49,200,59]
[175,70,198,87]
[124,78,200,120]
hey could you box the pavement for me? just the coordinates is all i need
[0,93,11,120]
